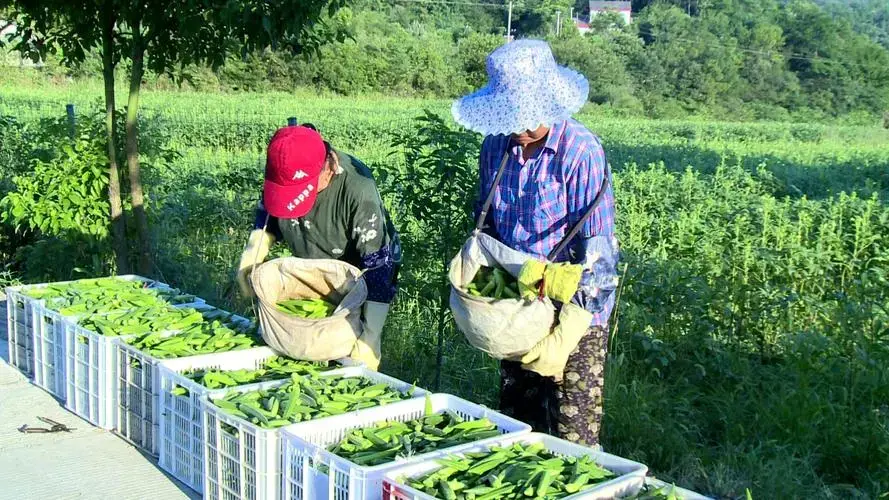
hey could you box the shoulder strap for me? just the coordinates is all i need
[475,150,511,231]
[547,166,611,261]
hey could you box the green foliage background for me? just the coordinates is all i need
[1,86,887,498]
[1,0,889,497]
[5,0,888,120]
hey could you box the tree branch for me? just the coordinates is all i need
[143,24,158,44]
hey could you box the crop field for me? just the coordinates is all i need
[1,82,888,499]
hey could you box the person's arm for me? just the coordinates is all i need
[237,193,283,297]
[352,192,398,304]
[564,141,620,328]
[254,196,283,241]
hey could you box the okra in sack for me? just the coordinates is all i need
[449,232,556,361]
[450,153,611,361]
[251,257,367,361]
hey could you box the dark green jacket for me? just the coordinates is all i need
[254,150,400,303]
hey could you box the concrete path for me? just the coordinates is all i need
[0,295,199,500]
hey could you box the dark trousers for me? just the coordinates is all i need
[499,326,608,446]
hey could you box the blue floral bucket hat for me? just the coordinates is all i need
[452,39,589,136]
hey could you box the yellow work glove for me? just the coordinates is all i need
[517,259,546,300]
[236,229,275,298]
[543,262,583,304]
[350,301,389,371]
[520,302,593,381]
[517,260,583,304]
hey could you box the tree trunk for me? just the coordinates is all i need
[102,5,129,274]
[126,21,152,276]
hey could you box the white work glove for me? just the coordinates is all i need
[350,301,389,371]
[236,229,275,298]
[520,302,593,382]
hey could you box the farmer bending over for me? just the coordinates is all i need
[452,40,619,446]
[236,124,401,370]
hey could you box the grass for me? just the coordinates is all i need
[1,82,888,499]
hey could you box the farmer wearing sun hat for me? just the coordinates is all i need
[235,124,401,371]
[452,39,619,447]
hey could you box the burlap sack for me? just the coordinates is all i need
[252,257,367,361]
[449,232,556,360]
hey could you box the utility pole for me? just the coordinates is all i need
[506,0,513,42]
[556,10,561,36]
[570,6,574,21]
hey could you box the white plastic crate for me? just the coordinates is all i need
[2,275,194,417]
[158,347,358,493]
[16,274,200,326]
[5,288,36,378]
[116,314,257,456]
[5,279,94,381]
[13,274,172,308]
[5,274,181,383]
[281,393,533,500]
[42,303,154,403]
[623,478,714,500]
[203,370,429,500]
[32,307,68,398]
[115,334,168,455]
[63,306,209,430]
[157,347,278,491]
[382,433,648,500]
[63,319,137,429]
[62,302,237,432]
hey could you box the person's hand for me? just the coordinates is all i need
[520,302,592,381]
[236,230,275,297]
[349,301,389,371]
[517,260,583,303]
[517,259,546,300]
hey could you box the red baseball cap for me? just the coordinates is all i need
[263,126,327,218]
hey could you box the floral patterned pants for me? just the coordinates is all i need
[499,326,608,447]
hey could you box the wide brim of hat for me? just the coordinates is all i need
[451,66,589,136]
[263,178,319,219]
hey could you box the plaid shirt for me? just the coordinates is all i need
[475,119,619,327]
